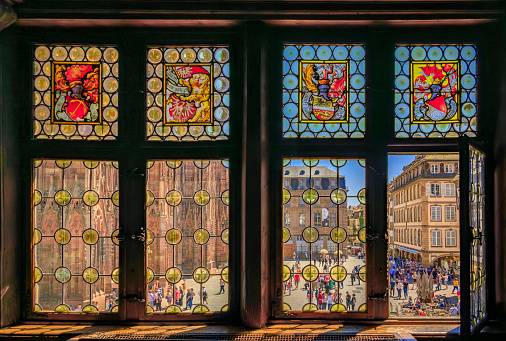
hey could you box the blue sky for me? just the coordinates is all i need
[388,154,417,182]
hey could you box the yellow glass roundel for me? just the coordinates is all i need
[83,229,99,245]
[330,227,347,243]
[166,160,182,169]
[33,229,42,245]
[54,228,71,245]
[111,229,120,245]
[54,304,70,312]
[83,190,99,206]
[166,229,182,245]
[282,227,291,243]
[33,190,42,206]
[111,190,119,206]
[302,189,319,205]
[34,267,43,283]
[83,160,100,169]
[82,305,98,313]
[55,160,72,168]
[221,229,229,244]
[146,190,155,207]
[194,228,210,244]
[358,227,367,243]
[147,267,155,284]
[146,229,155,246]
[221,189,230,205]
[302,303,318,312]
[282,188,291,204]
[330,188,347,205]
[302,226,319,243]
[111,268,119,284]
[358,266,366,282]
[193,267,210,283]
[55,267,71,283]
[221,267,229,283]
[193,305,209,314]
[194,190,210,206]
[302,265,319,282]
[330,265,347,282]
[165,190,182,206]
[330,303,347,312]
[54,190,71,206]
[282,265,291,282]
[165,267,182,284]
[166,305,182,314]
[357,188,366,204]
[82,267,99,284]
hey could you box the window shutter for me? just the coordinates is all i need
[426,183,431,196]
[442,183,446,196]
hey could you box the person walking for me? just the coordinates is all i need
[218,278,225,294]
[452,278,459,293]
[396,280,403,299]
[202,287,208,304]
[403,278,409,299]
[345,292,351,310]
[351,294,356,310]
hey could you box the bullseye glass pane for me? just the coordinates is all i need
[146,160,229,313]
[33,160,119,313]
[282,158,366,313]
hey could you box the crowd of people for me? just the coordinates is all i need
[283,253,365,311]
[146,278,226,311]
[389,257,461,316]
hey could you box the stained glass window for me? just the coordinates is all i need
[394,45,477,138]
[146,47,230,141]
[145,160,229,313]
[470,147,486,329]
[33,160,119,313]
[282,45,366,138]
[282,159,367,312]
[33,46,119,140]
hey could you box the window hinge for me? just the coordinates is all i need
[368,289,389,302]
[132,227,146,243]
[120,288,145,303]
[271,288,297,317]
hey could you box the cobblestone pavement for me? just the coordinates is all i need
[282,255,367,311]
[388,279,460,317]
[147,276,229,313]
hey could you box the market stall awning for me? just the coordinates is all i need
[396,245,421,254]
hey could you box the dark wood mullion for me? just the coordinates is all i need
[458,138,471,339]
[238,21,270,328]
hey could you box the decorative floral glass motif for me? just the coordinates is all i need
[283,45,366,138]
[469,147,486,330]
[33,160,119,313]
[33,45,119,140]
[281,159,367,313]
[146,47,230,141]
[395,45,477,138]
[145,160,229,313]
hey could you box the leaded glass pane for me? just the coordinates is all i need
[33,160,119,313]
[394,45,477,138]
[146,160,229,313]
[470,147,486,329]
[146,47,230,141]
[283,44,366,138]
[33,45,119,140]
[282,159,367,313]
